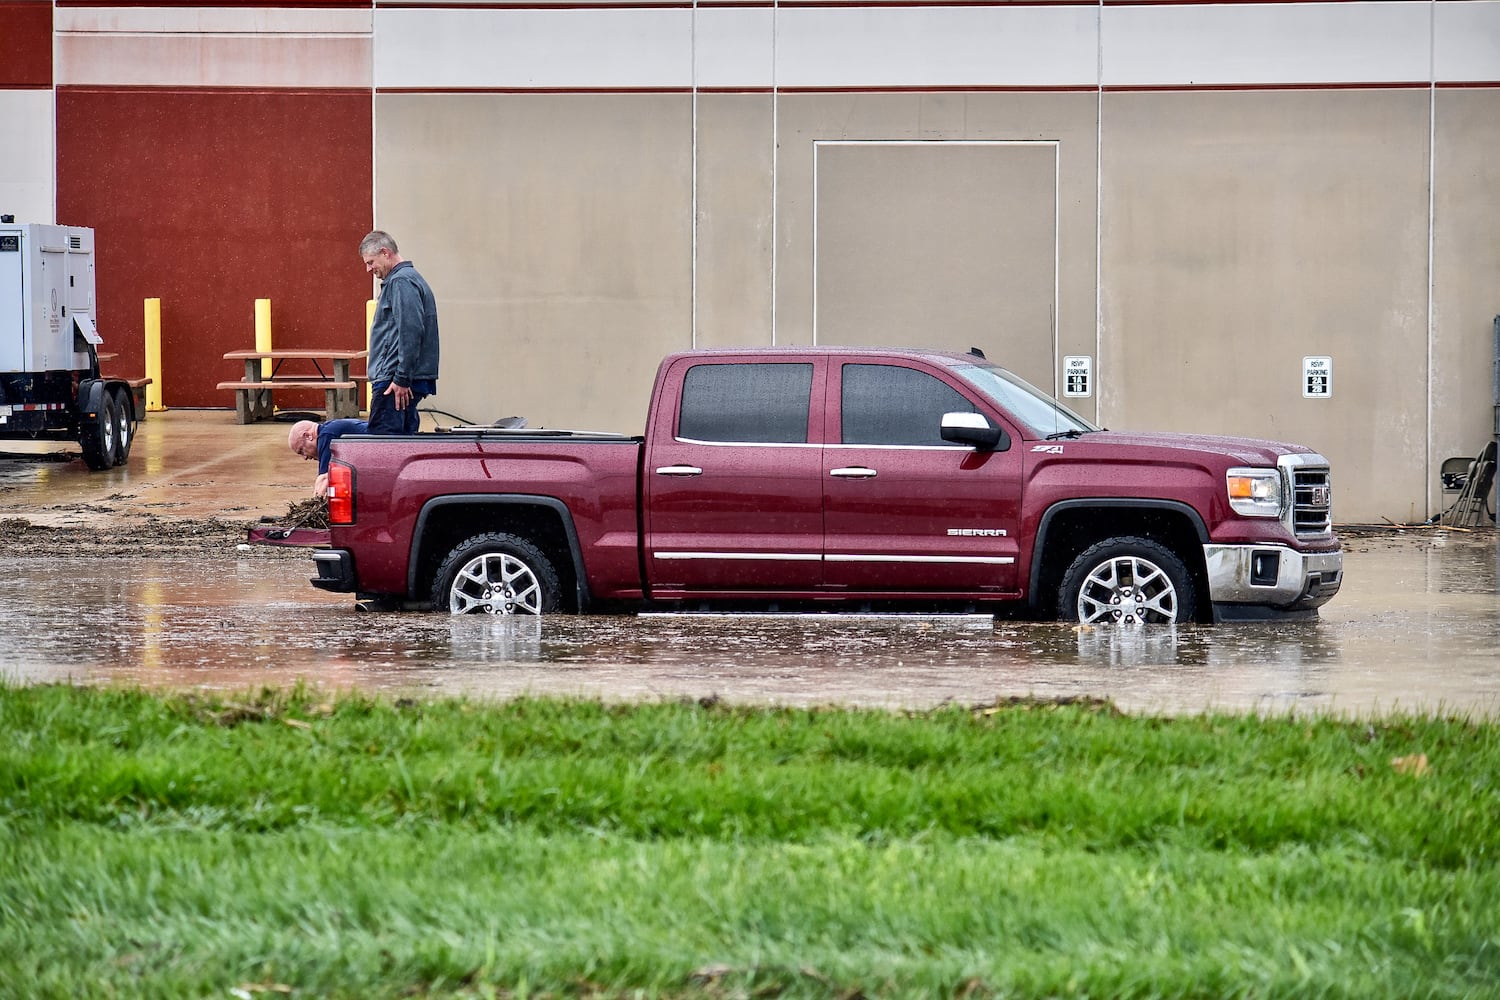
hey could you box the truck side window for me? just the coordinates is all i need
[842,364,976,446]
[678,363,813,443]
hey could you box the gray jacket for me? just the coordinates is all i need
[368,260,440,387]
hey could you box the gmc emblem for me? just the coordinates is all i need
[1307,485,1331,506]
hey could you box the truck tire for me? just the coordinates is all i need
[1058,536,1196,625]
[432,532,562,615]
[79,396,119,471]
[109,387,133,464]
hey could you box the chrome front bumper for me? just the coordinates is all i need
[1203,544,1343,619]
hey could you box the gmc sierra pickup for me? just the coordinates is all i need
[311,347,1342,623]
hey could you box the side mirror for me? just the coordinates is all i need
[941,411,1007,451]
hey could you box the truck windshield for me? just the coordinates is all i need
[953,363,1100,439]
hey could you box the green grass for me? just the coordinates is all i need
[2,684,1497,998]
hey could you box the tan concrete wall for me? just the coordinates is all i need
[693,94,775,351]
[380,90,1106,437]
[1431,89,1500,513]
[1100,89,1433,523]
[373,84,1491,524]
[375,93,694,435]
[812,140,1058,390]
[775,92,1100,413]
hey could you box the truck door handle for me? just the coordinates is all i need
[829,467,877,479]
[655,465,703,477]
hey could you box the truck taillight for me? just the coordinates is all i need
[327,461,354,524]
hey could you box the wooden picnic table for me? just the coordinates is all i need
[94,352,152,419]
[218,348,368,423]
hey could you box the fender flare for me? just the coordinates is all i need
[410,494,591,610]
[1027,498,1210,610]
[78,377,134,420]
[77,378,110,418]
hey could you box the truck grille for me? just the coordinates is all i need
[1289,464,1333,536]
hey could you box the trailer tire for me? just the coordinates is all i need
[432,532,562,615]
[79,395,119,471]
[109,388,133,464]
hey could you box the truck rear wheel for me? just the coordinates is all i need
[1058,536,1196,625]
[79,395,119,471]
[432,532,562,615]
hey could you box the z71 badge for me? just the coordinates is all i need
[1031,444,1064,454]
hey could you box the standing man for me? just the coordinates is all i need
[360,230,439,434]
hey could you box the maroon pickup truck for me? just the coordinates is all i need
[311,347,1342,623]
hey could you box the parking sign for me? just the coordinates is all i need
[1063,356,1091,397]
[1303,357,1332,398]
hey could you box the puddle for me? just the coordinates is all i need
[3,531,1497,717]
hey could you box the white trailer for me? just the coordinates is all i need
[0,219,135,469]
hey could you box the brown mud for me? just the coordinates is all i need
[0,414,324,556]
[0,448,317,558]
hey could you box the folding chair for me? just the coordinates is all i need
[1445,441,1497,528]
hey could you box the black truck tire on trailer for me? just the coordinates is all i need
[79,398,118,470]
[108,386,133,463]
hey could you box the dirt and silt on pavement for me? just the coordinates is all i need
[0,469,322,559]
[2,429,1498,717]
[0,453,326,557]
[0,414,328,557]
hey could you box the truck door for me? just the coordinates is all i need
[643,358,826,594]
[822,361,1022,596]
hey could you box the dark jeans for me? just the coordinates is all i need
[367,381,425,435]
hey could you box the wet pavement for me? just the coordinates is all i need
[0,408,378,527]
[2,412,1498,717]
[0,527,1495,718]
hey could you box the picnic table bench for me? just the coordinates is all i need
[218,349,367,423]
[95,352,152,419]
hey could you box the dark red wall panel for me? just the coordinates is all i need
[0,1,53,88]
[57,88,373,408]
[56,2,371,7]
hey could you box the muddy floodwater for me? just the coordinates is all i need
[2,528,1497,718]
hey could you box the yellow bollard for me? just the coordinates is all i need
[143,297,165,411]
[365,298,376,409]
[255,298,272,379]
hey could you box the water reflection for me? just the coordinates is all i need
[1047,619,1340,670]
[448,615,545,662]
[1,531,1498,718]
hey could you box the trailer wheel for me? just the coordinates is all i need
[432,532,562,615]
[109,388,133,464]
[79,395,119,471]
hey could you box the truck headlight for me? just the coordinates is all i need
[1227,468,1283,517]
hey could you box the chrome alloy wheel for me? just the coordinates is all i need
[449,552,544,614]
[1075,554,1180,625]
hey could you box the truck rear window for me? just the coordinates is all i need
[678,363,813,443]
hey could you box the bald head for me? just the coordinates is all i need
[288,420,318,460]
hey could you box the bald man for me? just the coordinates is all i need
[288,417,366,497]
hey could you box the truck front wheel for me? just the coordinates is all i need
[432,532,562,615]
[1058,536,1196,625]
